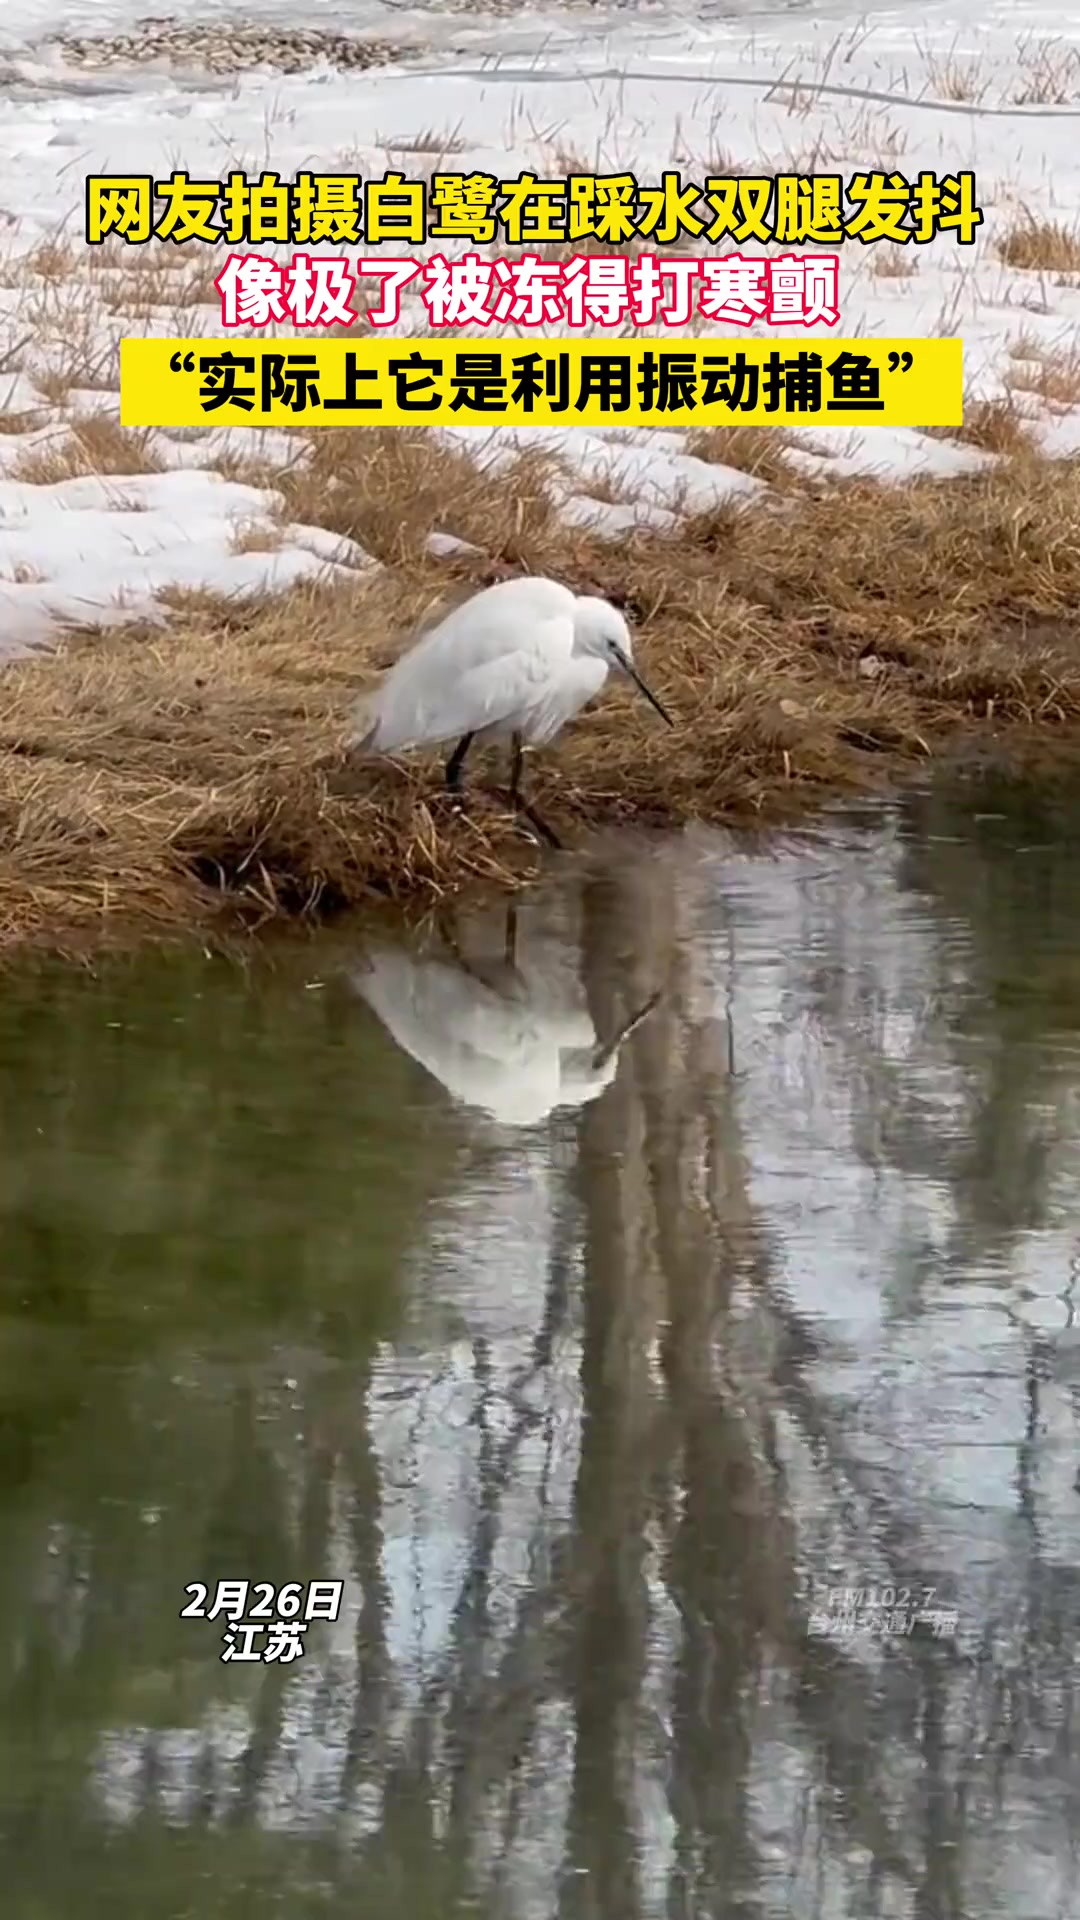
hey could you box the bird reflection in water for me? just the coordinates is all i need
[350,902,662,1127]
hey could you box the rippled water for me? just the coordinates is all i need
[2,776,1080,1919]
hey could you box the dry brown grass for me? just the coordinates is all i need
[55,22,410,76]
[1005,341,1080,409]
[379,124,466,156]
[996,216,1080,273]
[33,367,77,407]
[916,38,990,104]
[17,237,77,283]
[685,424,800,488]
[572,467,635,507]
[926,393,1040,458]
[868,249,919,280]
[274,428,563,566]
[1010,35,1080,106]
[96,257,221,316]
[532,234,639,264]
[0,409,44,434]
[12,418,165,482]
[0,570,530,952]
[5,432,1080,954]
[230,521,285,554]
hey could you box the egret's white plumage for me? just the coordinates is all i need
[351,937,654,1127]
[348,576,673,791]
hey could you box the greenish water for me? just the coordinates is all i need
[3,778,1080,1919]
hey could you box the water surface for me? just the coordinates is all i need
[3,777,1080,1919]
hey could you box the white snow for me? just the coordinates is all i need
[1,0,1079,649]
[0,465,373,649]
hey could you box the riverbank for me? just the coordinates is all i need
[4,433,1080,954]
[4,5,1080,951]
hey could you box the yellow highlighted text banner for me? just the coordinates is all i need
[121,336,962,429]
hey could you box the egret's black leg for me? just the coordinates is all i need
[517,798,563,852]
[437,910,467,968]
[439,917,499,991]
[502,731,563,850]
[445,732,474,793]
[437,905,525,997]
[509,732,524,801]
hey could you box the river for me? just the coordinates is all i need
[2,773,1079,1916]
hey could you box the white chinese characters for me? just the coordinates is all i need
[180,1580,345,1662]
[808,1585,959,1641]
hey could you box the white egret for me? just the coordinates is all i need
[351,939,659,1127]
[348,575,674,846]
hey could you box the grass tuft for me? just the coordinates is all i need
[997,216,1080,273]
[926,393,1040,458]
[12,418,165,482]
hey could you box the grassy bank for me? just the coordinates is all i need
[4,430,1080,954]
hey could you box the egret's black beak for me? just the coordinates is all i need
[611,643,675,727]
[590,989,664,1070]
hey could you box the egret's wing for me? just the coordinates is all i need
[351,947,563,1123]
[405,578,575,672]
[354,949,508,1056]
[522,654,609,746]
[546,1009,599,1049]
[355,613,572,752]
[351,583,575,752]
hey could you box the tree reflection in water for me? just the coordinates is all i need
[1,782,1079,1919]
